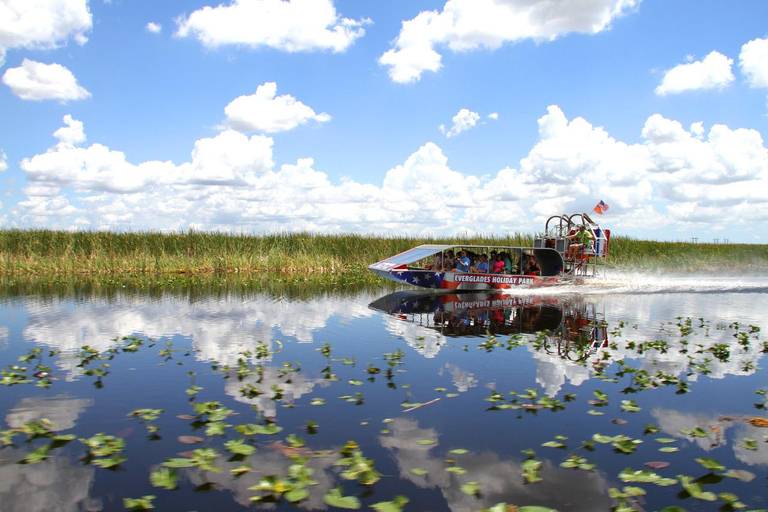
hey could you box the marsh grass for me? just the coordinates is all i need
[0,229,765,276]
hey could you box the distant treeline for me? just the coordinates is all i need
[0,229,766,275]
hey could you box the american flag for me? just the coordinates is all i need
[593,200,609,215]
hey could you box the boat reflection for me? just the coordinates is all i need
[369,290,608,361]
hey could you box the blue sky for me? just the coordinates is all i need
[1,0,767,242]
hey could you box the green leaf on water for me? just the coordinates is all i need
[284,488,310,503]
[587,409,604,416]
[449,448,468,454]
[446,466,466,474]
[460,481,481,495]
[162,457,196,468]
[541,441,566,448]
[410,467,428,476]
[150,468,178,490]
[92,456,126,468]
[323,487,360,509]
[416,439,436,445]
[723,469,756,482]
[655,438,677,444]
[225,439,256,456]
[695,457,725,472]
[124,495,155,510]
[371,495,409,512]
[659,447,679,453]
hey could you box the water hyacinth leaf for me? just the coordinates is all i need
[587,410,604,416]
[541,441,566,448]
[124,495,155,510]
[162,457,196,468]
[445,466,466,475]
[620,400,641,412]
[460,481,481,495]
[371,496,409,512]
[323,488,360,509]
[695,457,725,472]
[285,488,310,503]
[225,439,256,456]
[449,448,468,455]
[678,474,716,501]
[659,447,679,453]
[740,437,758,450]
[416,439,436,445]
[410,467,428,476]
[21,445,53,464]
[150,468,178,490]
[655,438,677,444]
[310,398,326,406]
[92,456,127,468]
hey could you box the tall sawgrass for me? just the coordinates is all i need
[0,229,765,275]
[0,229,534,275]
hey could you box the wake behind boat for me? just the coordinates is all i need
[368,213,610,291]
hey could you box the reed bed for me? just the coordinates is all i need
[0,229,765,276]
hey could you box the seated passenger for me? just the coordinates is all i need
[502,252,513,274]
[524,254,541,276]
[565,225,594,260]
[455,250,471,272]
[472,254,489,273]
[492,253,505,274]
[443,250,456,270]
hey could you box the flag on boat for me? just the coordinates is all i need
[593,200,609,214]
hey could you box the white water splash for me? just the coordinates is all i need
[507,272,768,296]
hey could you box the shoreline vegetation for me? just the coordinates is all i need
[1,229,767,277]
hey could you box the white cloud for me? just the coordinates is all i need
[655,51,734,96]
[175,0,369,53]
[53,114,86,145]
[441,108,480,137]
[488,112,499,120]
[146,22,162,34]
[0,152,7,172]
[13,107,768,240]
[2,59,90,102]
[379,0,639,83]
[739,37,768,88]
[0,0,91,66]
[222,82,331,133]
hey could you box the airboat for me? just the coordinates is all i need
[368,213,610,291]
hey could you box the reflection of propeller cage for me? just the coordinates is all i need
[539,302,607,362]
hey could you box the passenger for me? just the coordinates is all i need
[472,254,489,273]
[492,253,505,274]
[443,250,456,270]
[455,250,471,272]
[566,225,594,260]
[525,254,541,276]
[430,253,443,270]
[502,252,513,274]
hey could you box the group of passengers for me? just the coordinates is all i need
[429,249,541,276]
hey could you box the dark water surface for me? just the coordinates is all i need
[1,275,767,512]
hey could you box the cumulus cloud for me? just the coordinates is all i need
[0,0,92,66]
[739,37,768,88]
[175,0,369,53]
[146,22,162,34]
[0,152,7,172]
[488,112,499,120]
[12,107,768,240]
[441,108,480,137]
[2,59,90,102]
[379,0,639,83]
[655,51,734,96]
[222,82,331,133]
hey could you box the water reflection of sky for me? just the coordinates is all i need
[1,276,767,511]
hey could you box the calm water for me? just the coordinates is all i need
[1,274,767,512]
